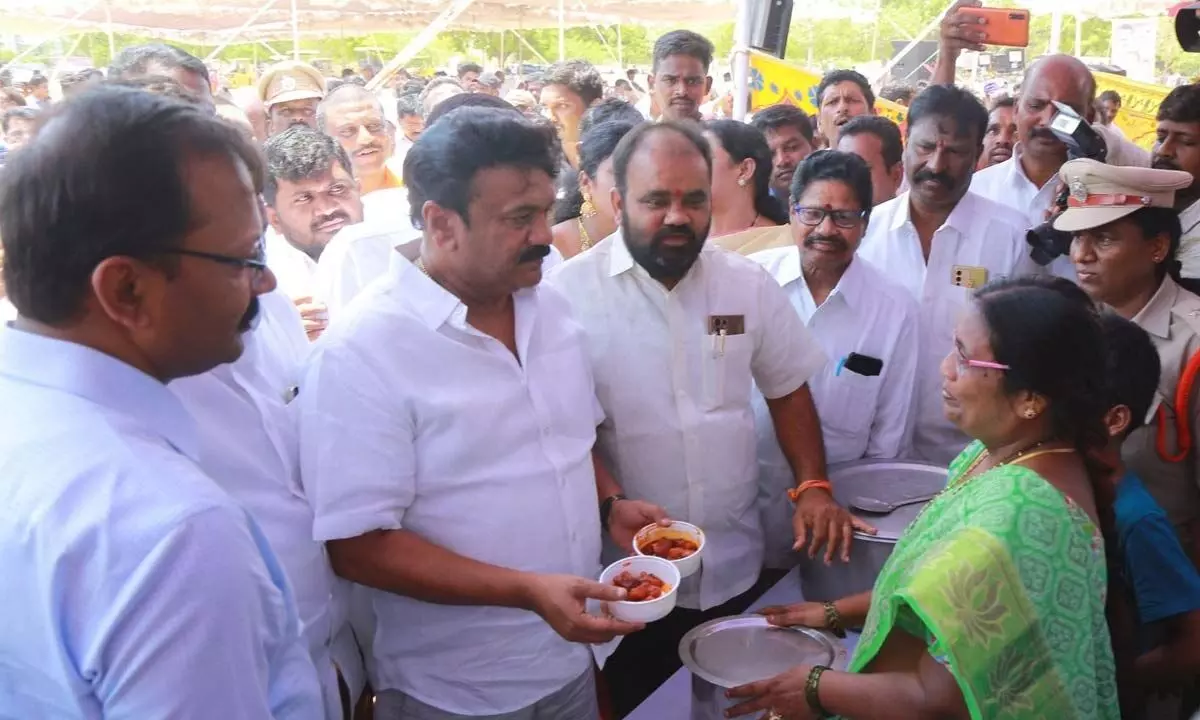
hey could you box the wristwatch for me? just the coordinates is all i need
[600,493,626,531]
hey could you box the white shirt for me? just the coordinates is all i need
[266,228,319,300]
[169,292,356,720]
[313,221,412,320]
[859,191,1038,466]
[361,187,414,232]
[300,247,603,715]
[547,234,826,610]
[749,248,919,567]
[0,296,15,322]
[0,328,322,719]
[1179,199,1200,280]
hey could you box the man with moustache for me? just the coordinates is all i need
[814,69,876,149]
[1152,85,1200,278]
[0,87,322,717]
[548,122,860,715]
[259,61,327,136]
[751,104,815,200]
[318,84,402,196]
[978,96,1017,170]
[859,84,1036,466]
[837,115,904,206]
[749,150,919,567]
[648,30,714,123]
[300,107,652,720]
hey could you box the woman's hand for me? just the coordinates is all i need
[759,602,827,629]
[725,665,817,719]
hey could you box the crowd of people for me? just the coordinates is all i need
[8,0,1200,718]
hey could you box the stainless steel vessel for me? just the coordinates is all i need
[680,615,848,720]
[797,459,948,603]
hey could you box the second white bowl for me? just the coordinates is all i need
[599,555,680,623]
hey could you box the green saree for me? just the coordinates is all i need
[846,441,1119,719]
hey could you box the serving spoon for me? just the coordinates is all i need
[849,492,940,514]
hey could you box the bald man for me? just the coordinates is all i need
[318,84,400,195]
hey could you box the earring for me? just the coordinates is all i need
[737,177,748,187]
[581,190,597,218]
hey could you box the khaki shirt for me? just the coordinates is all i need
[1124,276,1200,544]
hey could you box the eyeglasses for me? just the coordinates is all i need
[793,206,867,229]
[953,346,1010,375]
[158,240,270,279]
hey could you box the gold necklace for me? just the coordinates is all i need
[577,217,593,252]
[415,257,430,276]
[960,441,1076,482]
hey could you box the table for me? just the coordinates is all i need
[626,570,861,720]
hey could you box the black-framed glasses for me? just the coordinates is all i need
[158,239,269,277]
[793,206,867,229]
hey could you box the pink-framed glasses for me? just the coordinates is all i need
[954,346,1010,374]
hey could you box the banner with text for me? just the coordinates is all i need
[1094,71,1169,150]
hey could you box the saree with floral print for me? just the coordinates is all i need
[845,441,1119,719]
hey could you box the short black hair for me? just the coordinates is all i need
[989,95,1016,111]
[750,104,814,144]
[399,79,426,97]
[0,86,260,324]
[652,30,715,73]
[262,124,354,206]
[108,43,211,85]
[880,84,916,105]
[790,149,874,223]
[1098,90,1121,105]
[816,69,875,110]
[108,75,208,108]
[419,76,464,106]
[555,120,640,223]
[906,83,988,145]
[1157,84,1200,124]
[457,62,483,78]
[26,73,48,89]
[1,88,25,108]
[612,121,712,198]
[543,60,605,106]
[60,68,103,94]
[579,98,644,135]
[317,84,384,131]
[425,92,518,128]
[838,115,903,169]
[1099,312,1161,436]
[403,107,561,229]
[397,94,422,119]
[2,106,38,134]
[706,119,788,224]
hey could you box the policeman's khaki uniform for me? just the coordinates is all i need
[1056,160,1200,554]
[257,60,326,111]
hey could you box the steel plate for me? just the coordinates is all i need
[679,614,847,688]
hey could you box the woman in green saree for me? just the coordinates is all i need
[725,276,1130,719]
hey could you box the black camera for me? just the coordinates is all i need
[1024,102,1108,266]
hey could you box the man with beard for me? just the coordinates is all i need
[648,30,714,123]
[815,69,876,149]
[318,85,401,198]
[264,126,364,339]
[858,84,1037,466]
[978,96,1017,170]
[300,107,651,720]
[547,121,860,715]
[540,60,604,168]
[837,115,903,206]
[751,104,815,200]
[0,87,322,717]
[258,61,327,136]
[749,150,919,567]
[1152,84,1200,278]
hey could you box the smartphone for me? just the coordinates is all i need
[960,7,1031,48]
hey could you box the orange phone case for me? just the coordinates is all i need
[960,7,1031,48]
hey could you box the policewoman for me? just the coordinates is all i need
[1061,158,1200,562]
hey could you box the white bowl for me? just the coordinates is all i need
[633,521,705,579]
[599,555,680,623]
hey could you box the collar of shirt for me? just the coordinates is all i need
[1181,199,1200,237]
[0,328,200,461]
[1132,275,1181,340]
[608,228,637,277]
[769,245,864,313]
[888,189,975,238]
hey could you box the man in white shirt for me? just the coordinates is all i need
[0,87,322,717]
[836,115,904,206]
[750,150,919,567]
[316,85,402,197]
[647,30,714,123]
[169,289,361,720]
[300,107,650,720]
[1151,84,1200,278]
[547,121,860,715]
[859,84,1037,466]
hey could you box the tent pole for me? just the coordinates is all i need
[52,33,87,81]
[291,0,300,59]
[617,23,622,69]
[3,0,101,67]
[873,0,957,85]
[558,0,566,62]
[104,0,115,58]
[203,0,281,62]
[510,30,549,64]
[500,29,505,69]
[365,0,479,90]
[732,0,750,120]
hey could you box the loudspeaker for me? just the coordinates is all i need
[748,0,794,59]
[1177,2,1200,52]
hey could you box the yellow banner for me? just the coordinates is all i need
[747,50,908,134]
[1094,71,1169,150]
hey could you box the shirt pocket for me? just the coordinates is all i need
[818,371,879,438]
[701,333,754,412]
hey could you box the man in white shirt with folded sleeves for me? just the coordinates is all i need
[750,149,919,568]
[300,107,658,720]
[859,84,1038,466]
[548,120,864,716]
